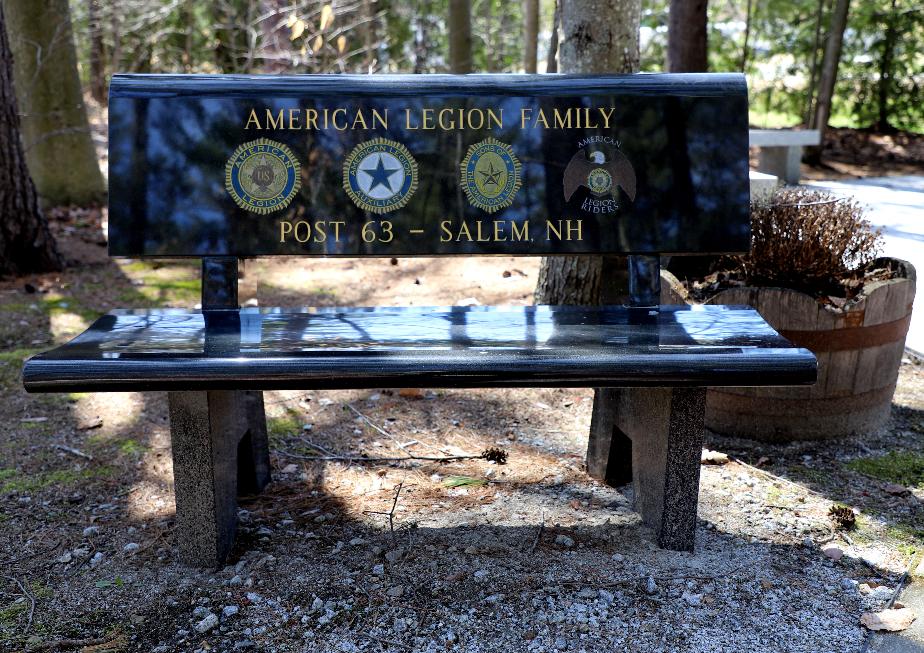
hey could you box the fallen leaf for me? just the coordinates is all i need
[700,449,729,465]
[860,608,917,632]
[443,476,488,488]
[77,416,104,430]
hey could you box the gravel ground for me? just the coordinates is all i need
[1,233,922,652]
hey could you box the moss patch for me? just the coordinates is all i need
[267,410,302,441]
[846,451,924,489]
[0,465,115,494]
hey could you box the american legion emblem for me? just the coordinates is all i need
[460,138,522,214]
[563,144,637,203]
[225,138,301,214]
[343,138,418,214]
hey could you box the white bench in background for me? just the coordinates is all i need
[749,129,821,185]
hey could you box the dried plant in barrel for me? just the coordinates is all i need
[743,187,883,297]
[701,186,916,441]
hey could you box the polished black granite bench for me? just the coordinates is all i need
[24,305,814,391]
[24,72,816,566]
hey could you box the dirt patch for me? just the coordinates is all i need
[2,248,922,652]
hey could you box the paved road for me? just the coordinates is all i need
[806,176,923,356]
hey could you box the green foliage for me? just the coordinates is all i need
[639,0,923,132]
[846,451,924,489]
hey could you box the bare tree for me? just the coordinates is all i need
[524,0,539,72]
[534,0,641,305]
[668,0,708,72]
[4,0,105,206]
[449,0,472,73]
[0,3,63,276]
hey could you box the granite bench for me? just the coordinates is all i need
[749,128,821,184]
[23,73,816,566]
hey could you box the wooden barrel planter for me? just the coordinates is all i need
[703,257,916,441]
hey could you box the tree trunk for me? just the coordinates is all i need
[88,0,107,104]
[739,0,753,71]
[524,0,539,73]
[4,0,105,206]
[806,0,850,162]
[534,0,640,305]
[803,0,827,125]
[448,0,472,73]
[546,0,560,73]
[0,3,63,277]
[875,0,897,132]
[667,0,708,72]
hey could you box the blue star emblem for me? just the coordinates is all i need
[361,155,400,193]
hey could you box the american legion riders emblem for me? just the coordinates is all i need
[225,138,301,214]
[343,138,418,214]
[563,143,636,213]
[460,138,522,214]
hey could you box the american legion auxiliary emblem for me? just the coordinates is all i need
[225,138,301,214]
[343,138,418,214]
[460,137,522,214]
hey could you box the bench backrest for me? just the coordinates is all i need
[107,73,749,259]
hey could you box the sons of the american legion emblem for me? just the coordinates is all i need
[343,138,418,214]
[460,138,522,214]
[225,138,301,214]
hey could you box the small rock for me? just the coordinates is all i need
[555,534,575,548]
[861,608,917,632]
[123,542,140,554]
[281,464,299,474]
[610,553,625,562]
[349,538,367,546]
[821,545,844,561]
[882,482,910,496]
[222,605,239,618]
[89,552,104,568]
[700,449,729,465]
[473,569,489,581]
[83,526,100,538]
[578,588,597,599]
[841,578,858,591]
[229,575,243,586]
[645,577,657,595]
[192,606,210,619]
[56,552,73,564]
[483,593,504,603]
[372,564,385,577]
[868,586,894,602]
[464,546,479,555]
[245,592,264,604]
[311,597,324,612]
[682,591,702,607]
[194,613,219,634]
[386,585,404,598]
[385,548,404,563]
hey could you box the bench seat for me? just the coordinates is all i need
[24,304,816,392]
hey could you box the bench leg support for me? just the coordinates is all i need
[587,387,705,551]
[758,146,803,185]
[237,390,271,496]
[168,390,271,567]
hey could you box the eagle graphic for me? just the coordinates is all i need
[563,146,636,202]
